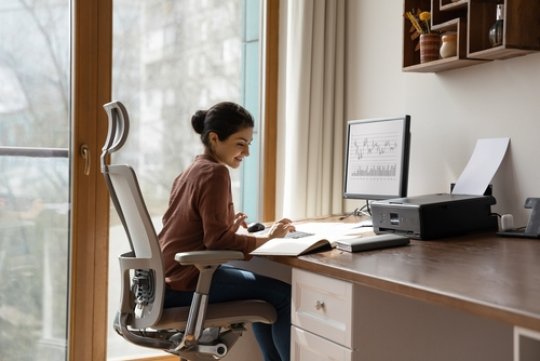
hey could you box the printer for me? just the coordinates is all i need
[371,193,498,239]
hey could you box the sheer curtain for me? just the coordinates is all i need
[276,0,345,219]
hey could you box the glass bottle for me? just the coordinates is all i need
[489,3,504,47]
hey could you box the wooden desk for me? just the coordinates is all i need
[263,225,540,360]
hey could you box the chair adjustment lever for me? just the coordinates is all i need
[196,344,228,358]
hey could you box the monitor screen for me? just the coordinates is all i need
[343,115,411,200]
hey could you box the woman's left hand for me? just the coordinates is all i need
[232,212,248,232]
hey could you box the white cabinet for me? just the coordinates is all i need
[291,269,360,360]
[290,268,513,361]
[291,327,353,361]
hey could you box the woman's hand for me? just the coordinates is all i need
[267,218,295,239]
[253,218,296,248]
[232,212,248,232]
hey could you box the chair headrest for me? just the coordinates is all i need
[101,101,130,172]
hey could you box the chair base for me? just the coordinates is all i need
[115,313,245,360]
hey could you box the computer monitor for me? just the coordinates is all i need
[343,115,411,201]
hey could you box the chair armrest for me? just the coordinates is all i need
[175,250,244,266]
[173,250,246,348]
[174,250,244,295]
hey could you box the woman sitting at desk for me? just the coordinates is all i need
[158,101,294,361]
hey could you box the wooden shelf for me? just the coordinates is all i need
[402,0,540,72]
[440,0,468,11]
[469,45,534,60]
[403,56,483,72]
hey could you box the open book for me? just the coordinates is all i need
[249,221,410,256]
[250,234,334,256]
[249,222,377,256]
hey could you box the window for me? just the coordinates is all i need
[0,1,70,360]
[108,0,261,358]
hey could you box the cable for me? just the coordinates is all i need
[339,201,372,220]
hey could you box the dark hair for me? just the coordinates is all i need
[191,102,254,147]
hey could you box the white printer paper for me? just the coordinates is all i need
[451,137,510,196]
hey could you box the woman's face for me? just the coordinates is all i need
[209,127,253,168]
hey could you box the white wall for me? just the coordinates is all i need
[346,0,540,226]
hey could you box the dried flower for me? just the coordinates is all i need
[419,11,431,22]
[419,11,431,32]
[404,9,439,51]
[404,9,434,35]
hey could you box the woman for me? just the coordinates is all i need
[158,101,294,361]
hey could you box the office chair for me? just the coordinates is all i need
[101,101,277,360]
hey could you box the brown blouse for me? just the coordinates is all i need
[158,154,257,291]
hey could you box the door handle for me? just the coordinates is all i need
[80,144,91,176]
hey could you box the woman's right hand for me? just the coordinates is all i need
[254,218,295,248]
[267,218,295,239]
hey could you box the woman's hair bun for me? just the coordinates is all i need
[191,110,207,134]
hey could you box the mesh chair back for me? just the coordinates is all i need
[102,101,164,328]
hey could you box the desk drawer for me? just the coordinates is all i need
[292,269,354,347]
[292,326,353,361]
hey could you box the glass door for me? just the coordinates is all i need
[0,1,70,360]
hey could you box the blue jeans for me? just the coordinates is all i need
[164,265,291,361]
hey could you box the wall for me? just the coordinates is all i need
[346,0,540,226]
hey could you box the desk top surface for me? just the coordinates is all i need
[267,219,540,331]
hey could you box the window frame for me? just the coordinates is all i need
[69,0,112,359]
[261,0,279,221]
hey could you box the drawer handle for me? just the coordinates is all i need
[315,300,325,311]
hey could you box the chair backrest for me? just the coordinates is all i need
[102,101,165,328]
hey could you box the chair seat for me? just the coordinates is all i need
[156,300,277,329]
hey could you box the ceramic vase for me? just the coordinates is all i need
[419,33,441,63]
[440,32,457,58]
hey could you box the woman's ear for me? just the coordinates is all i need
[207,131,219,147]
